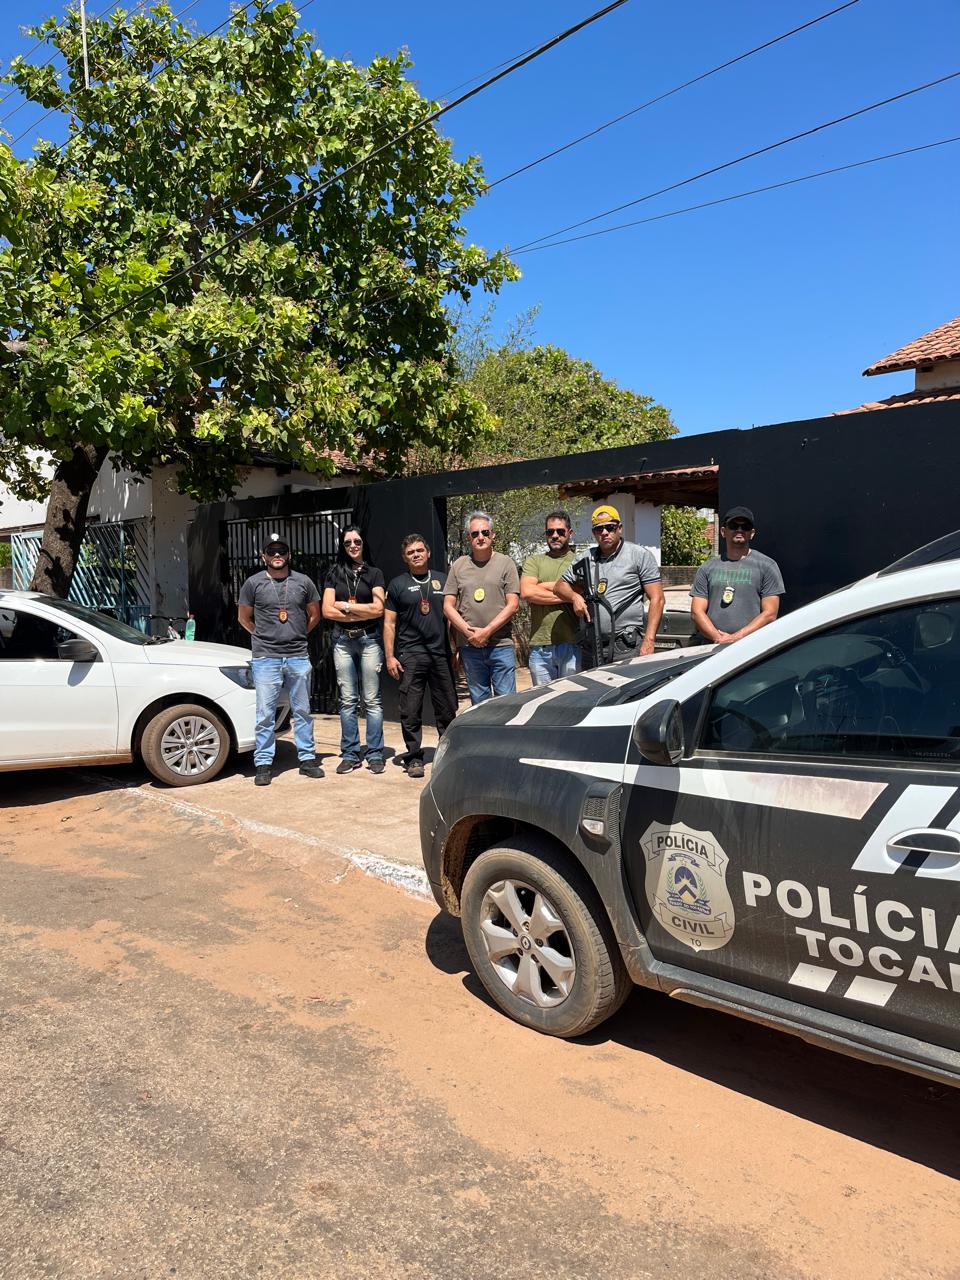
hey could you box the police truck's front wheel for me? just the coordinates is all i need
[460,839,631,1037]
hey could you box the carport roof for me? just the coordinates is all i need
[558,464,719,506]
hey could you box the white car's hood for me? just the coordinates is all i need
[142,639,252,667]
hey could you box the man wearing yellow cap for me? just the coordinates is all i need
[555,504,664,665]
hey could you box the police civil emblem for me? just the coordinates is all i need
[641,822,735,951]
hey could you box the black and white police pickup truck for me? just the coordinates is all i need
[420,532,960,1087]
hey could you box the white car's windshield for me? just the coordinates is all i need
[39,598,156,644]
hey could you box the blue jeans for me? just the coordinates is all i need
[459,644,517,705]
[527,642,581,686]
[333,632,384,761]
[251,655,315,766]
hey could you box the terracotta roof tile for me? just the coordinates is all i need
[832,385,960,415]
[864,315,960,376]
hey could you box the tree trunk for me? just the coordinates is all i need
[29,444,109,597]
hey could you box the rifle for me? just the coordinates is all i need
[576,553,649,668]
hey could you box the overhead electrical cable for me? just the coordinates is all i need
[487,0,861,190]
[184,134,960,377]
[73,0,631,341]
[509,68,960,252]
[512,135,960,252]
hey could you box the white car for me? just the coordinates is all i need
[0,591,281,786]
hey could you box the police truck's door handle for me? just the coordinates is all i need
[886,828,960,861]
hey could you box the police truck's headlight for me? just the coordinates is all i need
[220,665,255,690]
[432,736,451,773]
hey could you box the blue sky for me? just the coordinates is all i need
[2,0,958,435]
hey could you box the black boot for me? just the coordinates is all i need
[255,766,272,786]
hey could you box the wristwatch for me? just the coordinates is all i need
[343,601,352,614]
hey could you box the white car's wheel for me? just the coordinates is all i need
[140,703,230,787]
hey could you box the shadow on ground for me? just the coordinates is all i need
[423,909,960,1181]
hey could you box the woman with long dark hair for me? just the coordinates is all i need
[322,525,386,773]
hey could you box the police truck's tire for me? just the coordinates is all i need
[460,838,631,1037]
[140,703,231,787]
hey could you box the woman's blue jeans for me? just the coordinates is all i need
[332,632,384,761]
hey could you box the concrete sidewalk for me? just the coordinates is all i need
[97,669,533,890]
[152,713,438,873]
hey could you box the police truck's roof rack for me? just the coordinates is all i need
[878,528,960,577]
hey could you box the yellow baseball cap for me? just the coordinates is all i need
[591,504,621,526]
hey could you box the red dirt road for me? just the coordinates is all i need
[1,768,958,1279]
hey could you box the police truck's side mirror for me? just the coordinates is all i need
[633,699,683,766]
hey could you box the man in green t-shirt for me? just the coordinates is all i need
[520,510,581,686]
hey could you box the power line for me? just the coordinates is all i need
[509,68,960,252]
[436,40,546,101]
[487,0,861,190]
[170,133,960,377]
[74,0,631,342]
[512,135,960,252]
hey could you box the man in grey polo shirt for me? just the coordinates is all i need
[555,504,664,665]
[691,505,784,644]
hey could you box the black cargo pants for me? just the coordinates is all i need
[397,651,458,761]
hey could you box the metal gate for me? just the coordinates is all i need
[11,520,152,631]
[224,508,352,713]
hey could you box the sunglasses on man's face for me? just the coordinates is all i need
[468,528,492,540]
[592,522,619,534]
[726,522,753,532]
[546,527,568,537]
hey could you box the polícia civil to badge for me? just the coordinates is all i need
[473,587,485,602]
[641,821,735,952]
[721,586,735,605]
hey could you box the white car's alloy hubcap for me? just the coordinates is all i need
[160,715,221,776]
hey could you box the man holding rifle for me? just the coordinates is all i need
[554,504,664,666]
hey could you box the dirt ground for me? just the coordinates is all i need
[1,763,959,1280]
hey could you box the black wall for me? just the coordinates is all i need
[190,400,960,634]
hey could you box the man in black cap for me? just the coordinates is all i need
[237,533,322,785]
[690,506,784,645]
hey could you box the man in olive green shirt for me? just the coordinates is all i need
[520,510,581,686]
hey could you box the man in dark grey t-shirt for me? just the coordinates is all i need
[237,533,322,786]
[691,506,784,644]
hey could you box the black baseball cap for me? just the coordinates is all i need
[262,531,290,553]
[722,506,755,527]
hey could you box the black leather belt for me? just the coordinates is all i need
[335,624,377,639]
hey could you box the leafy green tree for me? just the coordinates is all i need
[437,323,676,562]
[660,505,711,566]
[415,313,676,657]
[0,1,516,594]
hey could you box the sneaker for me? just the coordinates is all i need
[406,759,425,779]
[298,761,324,779]
[336,758,362,775]
[254,766,272,787]
[367,758,385,775]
